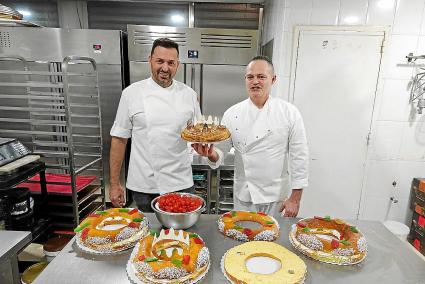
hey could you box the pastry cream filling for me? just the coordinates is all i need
[96,216,131,231]
[306,228,340,240]
[154,241,185,258]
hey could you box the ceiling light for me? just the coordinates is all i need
[343,16,360,24]
[17,10,31,17]
[377,0,394,10]
[171,14,185,24]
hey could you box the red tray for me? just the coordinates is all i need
[19,173,96,194]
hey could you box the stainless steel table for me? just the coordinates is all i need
[34,214,425,284]
[0,230,32,284]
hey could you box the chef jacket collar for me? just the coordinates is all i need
[247,95,271,111]
[148,77,176,91]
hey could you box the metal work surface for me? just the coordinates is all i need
[0,231,31,262]
[0,230,32,284]
[33,214,425,284]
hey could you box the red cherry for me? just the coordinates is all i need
[258,212,267,216]
[138,255,146,261]
[331,239,339,249]
[128,208,139,215]
[193,237,203,245]
[128,222,138,228]
[297,222,307,228]
[182,255,190,265]
[81,228,90,241]
[243,228,253,236]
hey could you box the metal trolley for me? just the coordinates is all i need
[0,55,105,229]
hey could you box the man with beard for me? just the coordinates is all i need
[192,56,309,217]
[109,38,201,211]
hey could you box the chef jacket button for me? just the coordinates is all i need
[235,116,238,118]
[256,136,258,139]
[268,129,270,132]
[236,128,238,130]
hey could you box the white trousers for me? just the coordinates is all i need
[233,197,281,216]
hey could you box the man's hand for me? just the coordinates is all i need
[109,136,127,207]
[279,189,303,217]
[109,183,125,207]
[191,143,219,162]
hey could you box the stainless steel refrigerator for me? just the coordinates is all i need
[127,24,258,117]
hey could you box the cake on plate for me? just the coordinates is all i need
[181,115,230,143]
[217,211,279,242]
[221,241,306,284]
[289,216,367,265]
[127,228,210,284]
[74,208,149,254]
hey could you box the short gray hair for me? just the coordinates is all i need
[249,55,275,74]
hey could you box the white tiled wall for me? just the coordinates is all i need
[339,0,368,25]
[378,79,411,121]
[368,121,404,160]
[382,35,417,80]
[311,0,339,25]
[263,0,425,224]
[392,0,425,35]
[366,0,396,26]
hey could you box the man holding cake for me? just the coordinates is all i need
[109,38,201,211]
[192,56,309,217]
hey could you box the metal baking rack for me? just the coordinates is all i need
[0,55,105,229]
[216,166,234,214]
[191,166,212,214]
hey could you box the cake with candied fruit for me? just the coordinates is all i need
[127,228,210,284]
[74,208,149,253]
[217,211,279,242]
[289,216,367,265]
[181,115,230,143]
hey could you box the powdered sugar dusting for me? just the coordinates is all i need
[154,267,188,279]
[332,248,355,256]
[253,230,277,241]
[296,234,324,251]
[116,227,138,241]
[226,229,249,242]
[357,237,367,253]
[196,247,210,270]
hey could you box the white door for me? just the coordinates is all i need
[291,28,385,219]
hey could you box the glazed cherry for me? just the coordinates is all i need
[158,193,203,213]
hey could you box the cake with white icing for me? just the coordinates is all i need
[127,228,210,284]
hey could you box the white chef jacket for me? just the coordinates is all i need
[210,96,309,204]
[110,78,201,194]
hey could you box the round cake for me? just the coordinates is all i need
[289,216,367,265]
[181,122,230,143]
[127,228,210,284]
[218,211,279,242]
[74,208,149,254]
[222,241,306,284]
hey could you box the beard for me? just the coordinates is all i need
[156,70,172,87]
